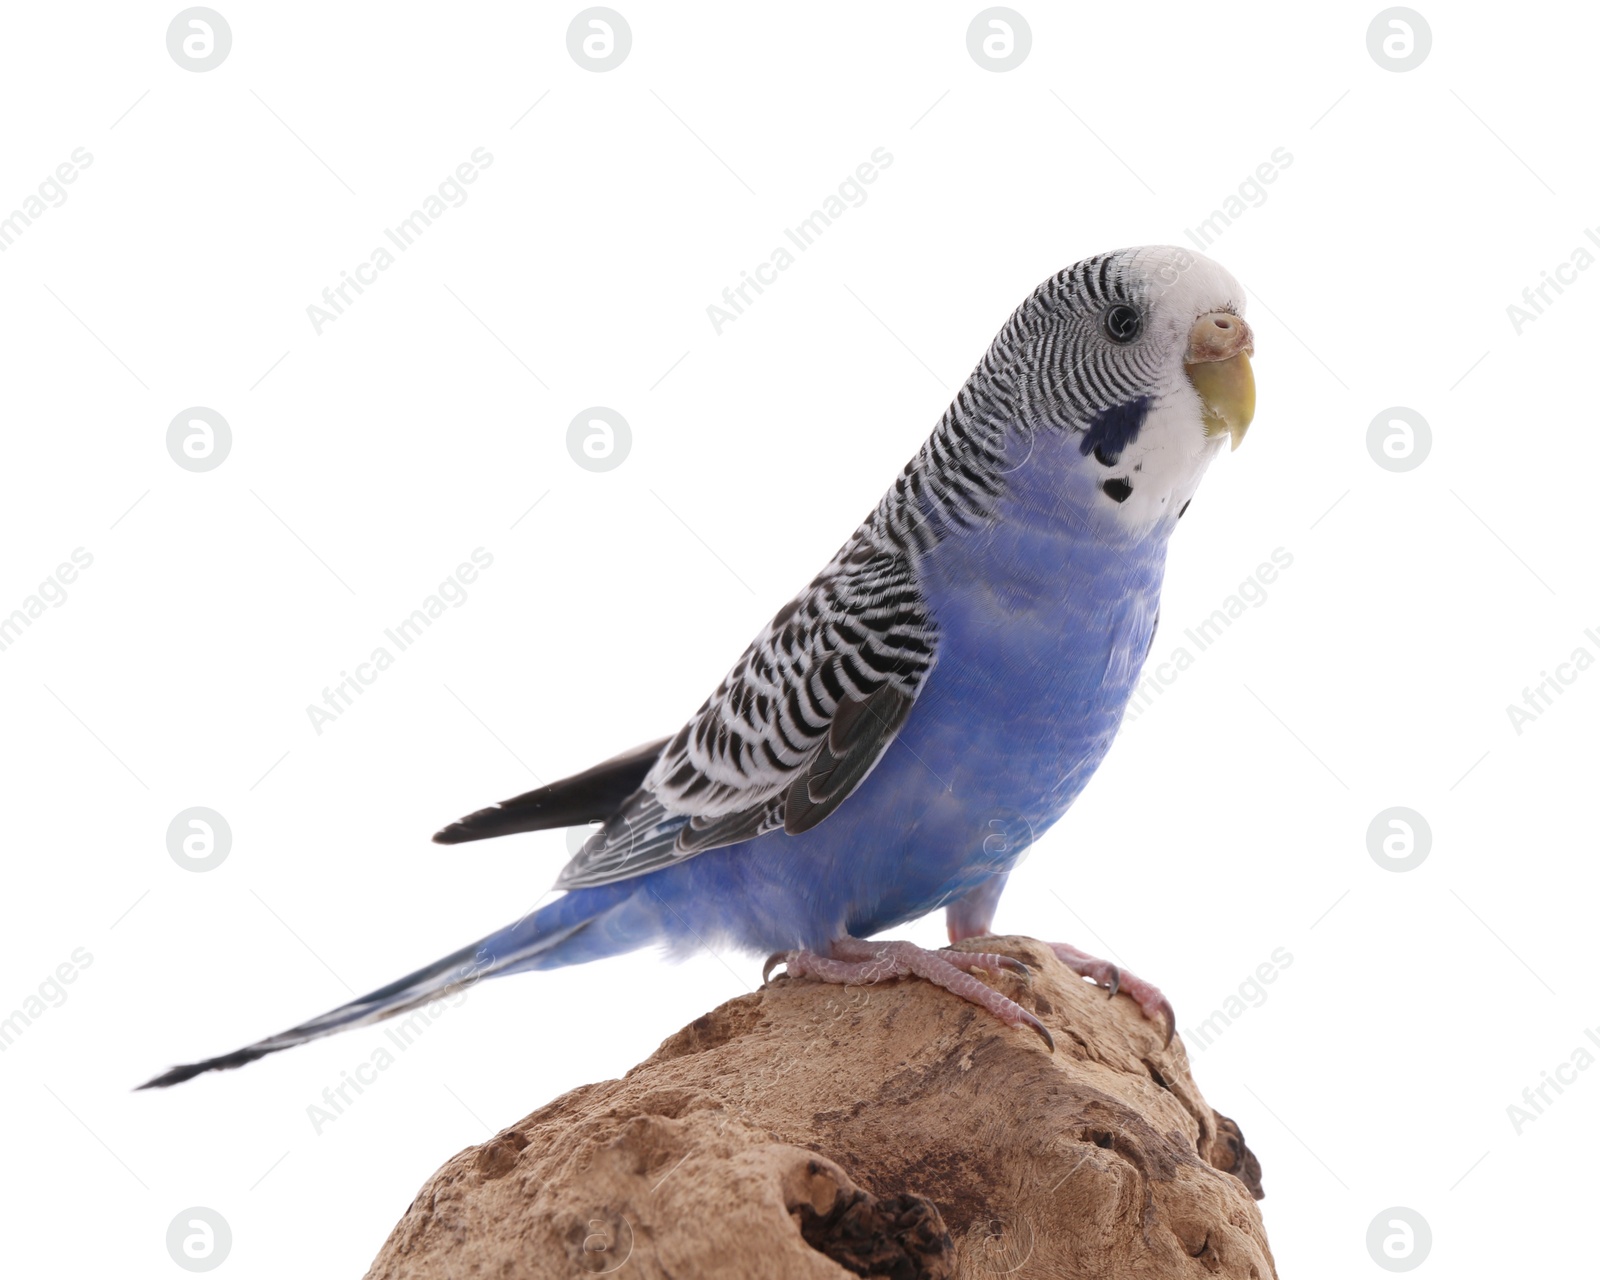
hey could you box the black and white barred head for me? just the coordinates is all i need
[1005,246,1245,425]
[886,245,1253,546]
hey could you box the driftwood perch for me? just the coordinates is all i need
[365,936,1275,1279]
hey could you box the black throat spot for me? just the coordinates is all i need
[1079,396,1153,467]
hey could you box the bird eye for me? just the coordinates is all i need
[1102,304,1142,344]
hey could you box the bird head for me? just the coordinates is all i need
[999,245,1255,532]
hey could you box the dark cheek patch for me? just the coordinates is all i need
[1102,478,1133,503]
[1080,395,1153,467]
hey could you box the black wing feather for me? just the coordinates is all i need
[432,736,670,845]
[783,683,915,835]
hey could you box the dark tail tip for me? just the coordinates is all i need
[135,1065,202,1090]
[136,1045,275,1090]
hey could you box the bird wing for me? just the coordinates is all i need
[554,535,938,890]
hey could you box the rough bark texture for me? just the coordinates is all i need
[366,936,1275,1279]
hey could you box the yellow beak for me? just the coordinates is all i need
[1184,312,1255,450]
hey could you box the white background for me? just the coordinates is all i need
[1,2,1594,1275]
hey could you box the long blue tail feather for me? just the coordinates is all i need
[137,883,639,1088]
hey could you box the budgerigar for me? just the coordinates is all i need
[141,245,1256,1088]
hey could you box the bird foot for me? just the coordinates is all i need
[764,938,1053,1051]
[1048,942,1175,1045]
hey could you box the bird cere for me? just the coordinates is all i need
[141,244,1259,1089]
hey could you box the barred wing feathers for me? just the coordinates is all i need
[553,536,938,890]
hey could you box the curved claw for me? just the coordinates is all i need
[1023,1010,1055,1052]
[1047,941,1174,1046]
[1154,996,1176,1048]
[995,955,1032,979]
[762,951,792,985]
[940,945,1032,981]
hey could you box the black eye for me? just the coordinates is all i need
[1102,304,1142,344]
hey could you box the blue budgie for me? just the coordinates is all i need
[141,245,1256,1088]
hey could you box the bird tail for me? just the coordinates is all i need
[136,882,639,1089]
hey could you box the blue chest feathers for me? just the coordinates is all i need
[907,421,1170,821]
